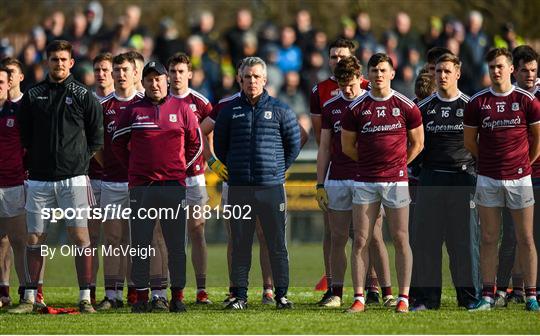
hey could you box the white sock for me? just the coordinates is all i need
[496,290,506,297]
[264,288,273,295]
[397,297,409,306]
[354,296,365,304]
[159,289,168,299]
[483,296,494,304]
[105,290,116,300]
[23,289,36,303]
[116,289,123,301]
[79,289,91,302]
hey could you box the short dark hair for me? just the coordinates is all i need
[92,52,113,67]
[166,52,192,71]
[334,56,363,84]
[125,51,144,65]
[427,47,452,64]
[113,52,136,69]
[415,73,436,100]
[367,53,394,70]
[46,40,73,58]
[512,45,538,69]
[436,53,461,69]
[485,48,512,63]
[329,38,356,54]
[0,66,11,78]
[0,57,24,73]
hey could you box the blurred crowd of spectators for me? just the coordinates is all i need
[0,2,531,122]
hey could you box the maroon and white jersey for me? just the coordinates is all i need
[0,101,25,187]
[341,90,423,182]
[310,77,370,117]
[208,91,240,122]
[88,92,111,180]
[530,86,540,178]
[171,89,212,177]
[101,91,144,182]
[321,91,364,180]
[112,95,203,187]
[464,86,540,180]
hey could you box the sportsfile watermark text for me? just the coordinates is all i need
[40,204,252,222]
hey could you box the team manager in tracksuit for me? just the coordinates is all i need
[214,57,301,310]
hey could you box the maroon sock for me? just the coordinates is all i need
[171,287,184,301]
[263,284,273,291]
[382,286,393,297]
[127,286,137,304]
[354,292,364,301]
[74,246,93,289]
[482,284,495,299]
[0,286,9,297]
[332,286,343,298]
[136,288,149,302]
[37,284,43,295]
[526,287,536,298]
[25,246,44,288]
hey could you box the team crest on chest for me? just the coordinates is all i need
[65,97,73,105]
[190,104,197,111]
[169,114,177,122]
[6,118,14,127]
[456,109,464,117]
[512,103,519,111]
[392,108,400,116]
[264,111,272,119]
[330,89,339,96]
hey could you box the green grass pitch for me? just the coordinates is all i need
[0,244,538,334]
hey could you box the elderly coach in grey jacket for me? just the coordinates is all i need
[214,56,301,310]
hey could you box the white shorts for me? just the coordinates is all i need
[352,181,411,209]
[90,179,102,209]
[186,174,209,206]
[474,174,534,209]
[0,185,25,218]
[25,175,91,232]
[325,179,354,211]
[101,181,129,213]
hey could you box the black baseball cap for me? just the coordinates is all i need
[142,61,167,77]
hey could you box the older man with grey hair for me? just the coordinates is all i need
[214,57,301,310]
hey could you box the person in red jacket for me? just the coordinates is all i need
[112,61,202,313]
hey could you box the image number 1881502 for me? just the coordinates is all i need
[185,204,252,220]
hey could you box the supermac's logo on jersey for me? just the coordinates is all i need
[512,103,519,111]
[65,97,73,105]
[190,104,197,111]
[392,108,400,116]
[456,109,464,117]
[169,114,177,122]
[6,118,14,127]
[264,111,272,119]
